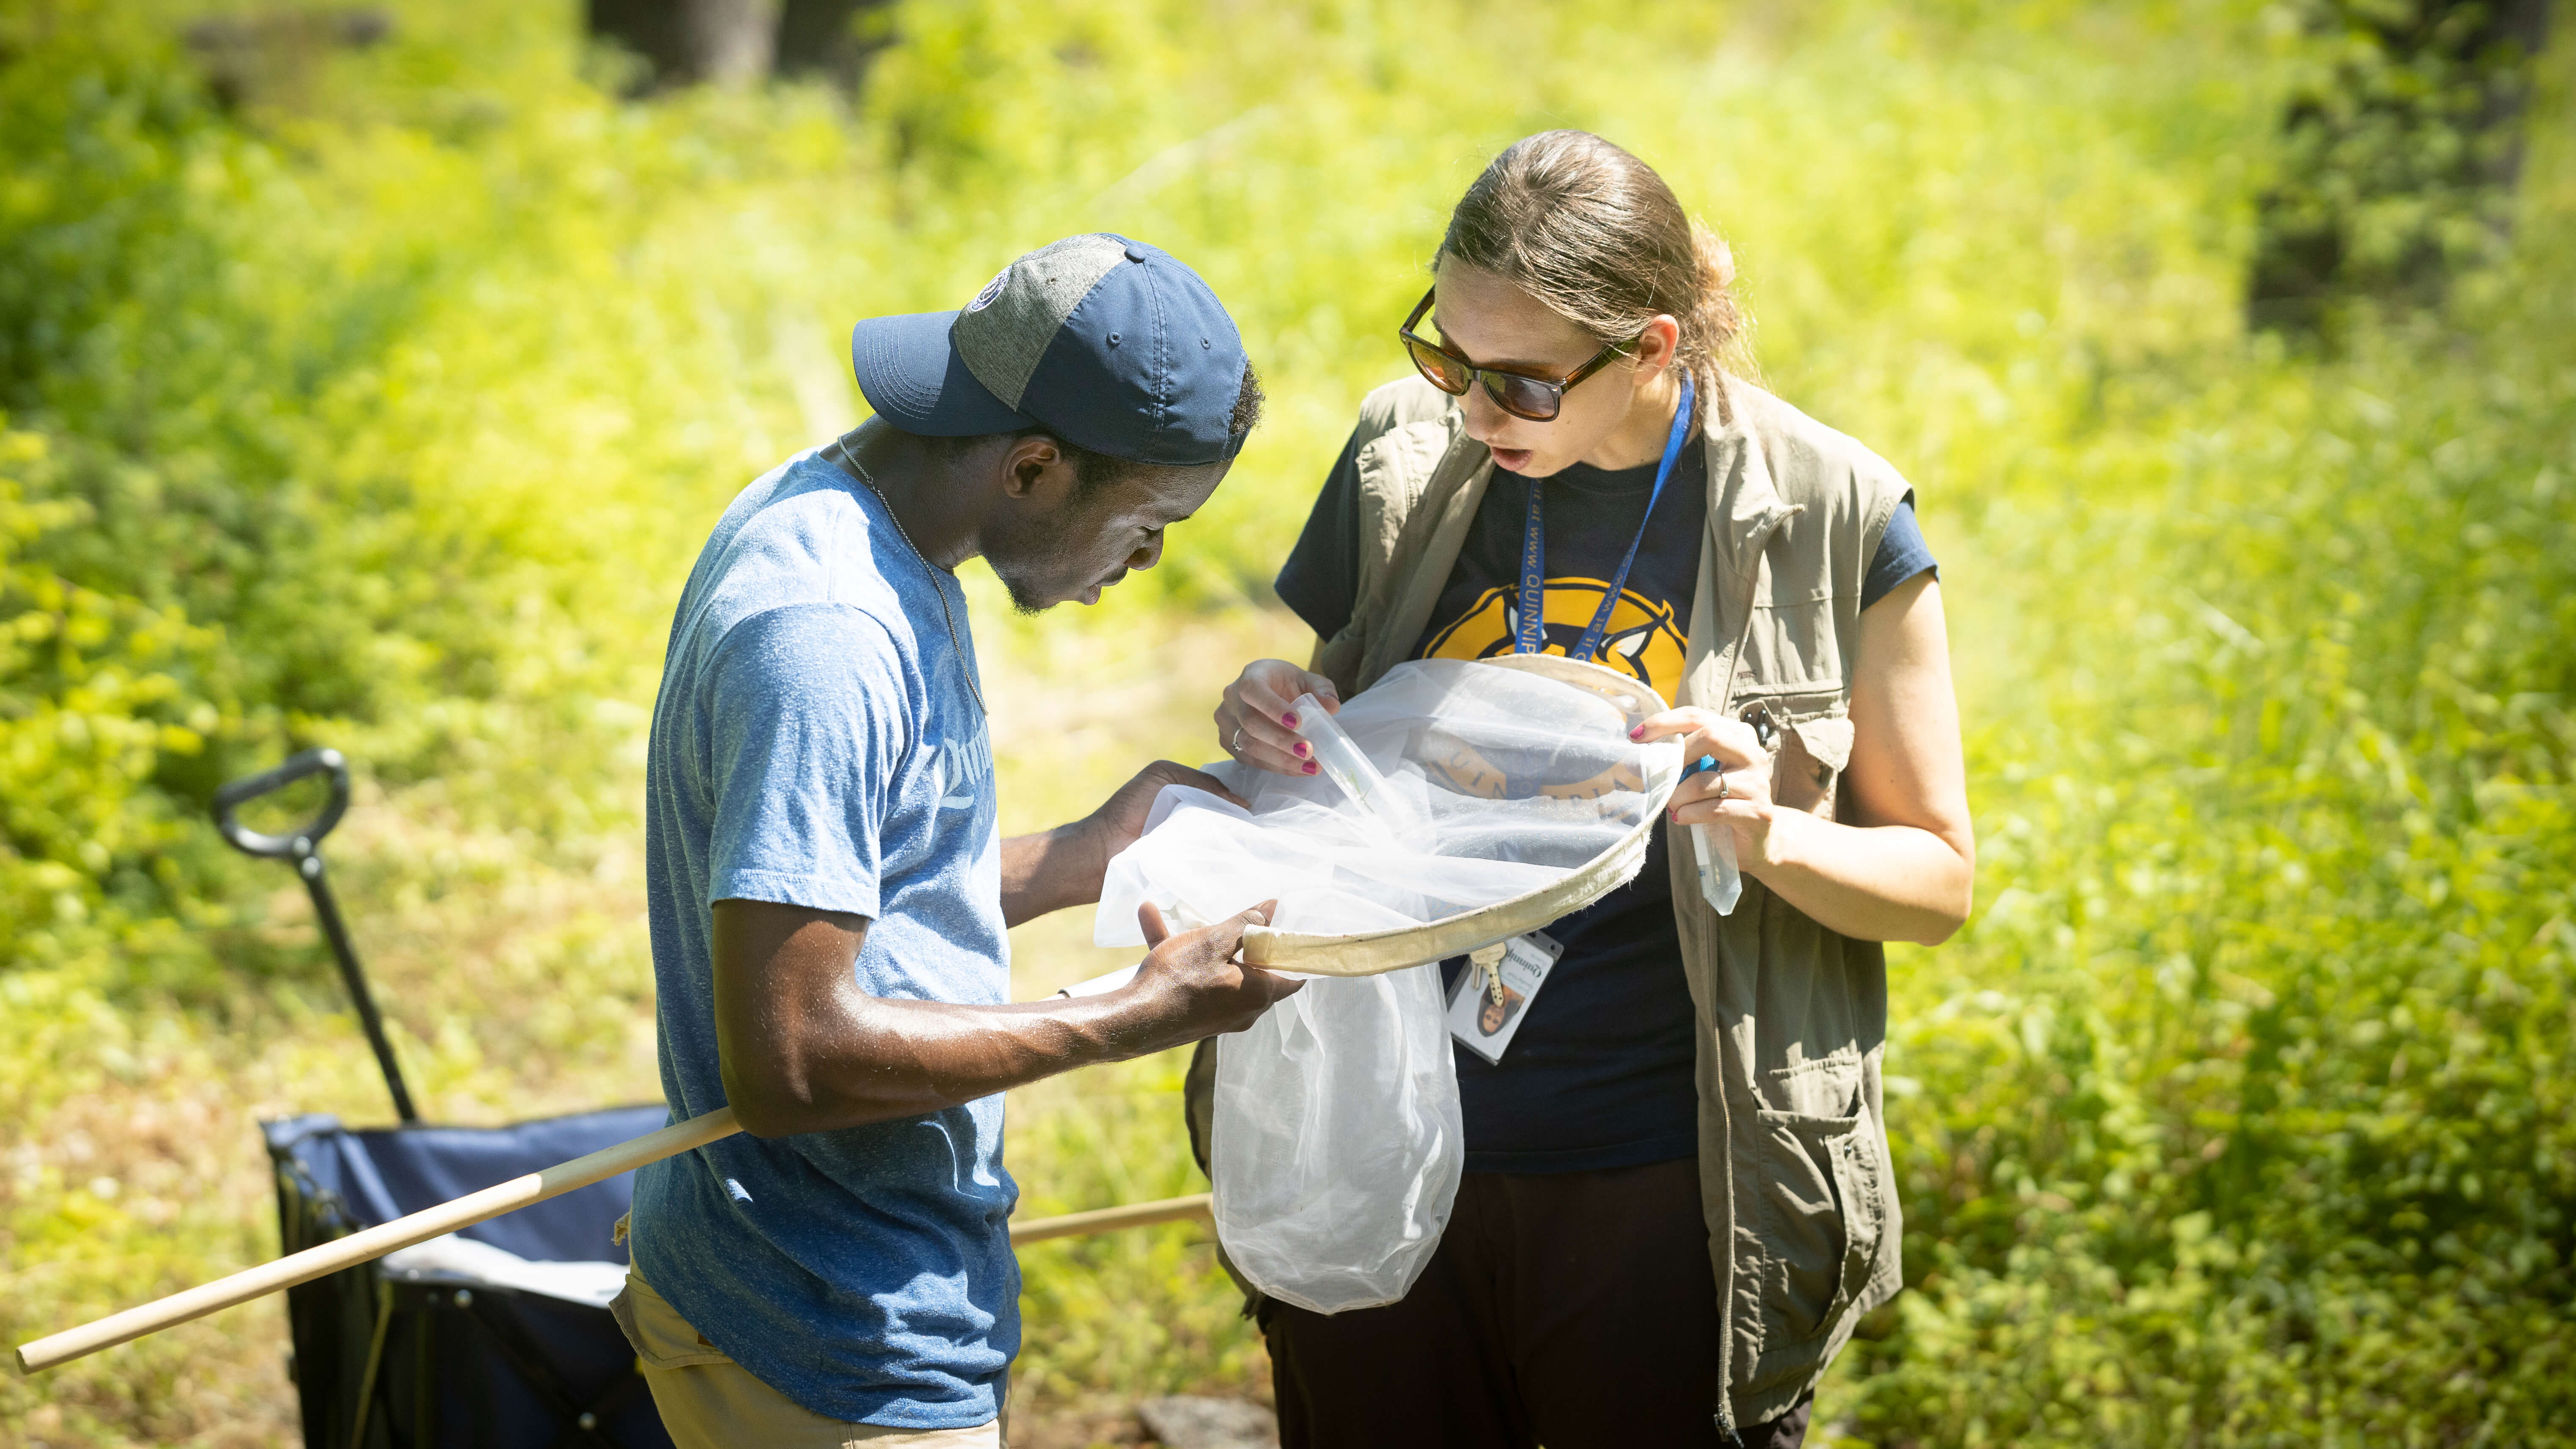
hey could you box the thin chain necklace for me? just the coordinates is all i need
[823,435,989,718]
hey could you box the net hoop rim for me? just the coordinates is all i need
[1236,654,1680,978]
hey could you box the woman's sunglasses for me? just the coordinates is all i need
[1399,287,1639,422]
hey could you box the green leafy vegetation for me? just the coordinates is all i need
[1859,296,2576,1443]
[2,0,2567,1443]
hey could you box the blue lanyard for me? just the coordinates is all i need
[1514,375,1696,664]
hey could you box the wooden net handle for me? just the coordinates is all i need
[14,1108,1218,1377]
[15,1108,742,1375]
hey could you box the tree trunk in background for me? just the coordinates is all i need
[2247,0,2554,335]
[774,0,895,87]
[182,8,394,111]
[585,0,779,92]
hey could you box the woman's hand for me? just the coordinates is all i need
[1632,707,1798,870]
[1215,660,1340,777]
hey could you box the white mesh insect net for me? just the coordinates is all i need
[1094,656,1682,1312]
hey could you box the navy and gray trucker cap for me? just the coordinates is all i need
[850,234,1248,467]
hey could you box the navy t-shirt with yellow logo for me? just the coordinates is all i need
[1274,422,1934,1175]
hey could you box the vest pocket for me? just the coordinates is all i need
[1731,687,1848,820]
[1750,1091,1888,1343]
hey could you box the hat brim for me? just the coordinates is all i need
[850,311,1035,437]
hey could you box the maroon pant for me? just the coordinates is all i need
[1260,1158,1812,1449]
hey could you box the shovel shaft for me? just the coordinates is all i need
[302,860,417,1123]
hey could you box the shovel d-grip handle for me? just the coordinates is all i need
[214,747,352,859]
[211,747,417,1122]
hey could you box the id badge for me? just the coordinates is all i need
[1445,931,1565,1064]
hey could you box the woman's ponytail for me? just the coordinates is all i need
[1441,130,1753,425]
[1686,217,1755,395]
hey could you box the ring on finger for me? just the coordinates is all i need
[1229,725,1245,754]
[1716,767,1729,801]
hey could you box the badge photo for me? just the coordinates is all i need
[1445,930,1565,1063]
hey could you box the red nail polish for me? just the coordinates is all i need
[1282,712,1299,729]
[1294,741,1311,758]
[1629,726,1645,740]
[1303,762,1319,775]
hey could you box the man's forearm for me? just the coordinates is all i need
[713,897,1289,1139]
[723,984,1181,1138]
[998,824,1105,926]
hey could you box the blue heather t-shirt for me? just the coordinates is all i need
[631,444,1015,1427]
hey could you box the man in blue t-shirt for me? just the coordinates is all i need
[620,235,1302,1446]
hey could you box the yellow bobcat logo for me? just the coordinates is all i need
[1419,579,1687,705]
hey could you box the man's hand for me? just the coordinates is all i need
[1110,900,1304,1049]
[712,895,1300,1140]
[1000,761,1244,927]
[1082,761,1247,869]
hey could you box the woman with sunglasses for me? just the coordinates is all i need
[1198,131,1975,1447]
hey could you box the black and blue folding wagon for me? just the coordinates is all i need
[218,748,676,1449]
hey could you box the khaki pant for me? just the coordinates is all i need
[612,1270,1006,1449]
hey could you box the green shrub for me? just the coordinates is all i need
[1851,297,2576,1443]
